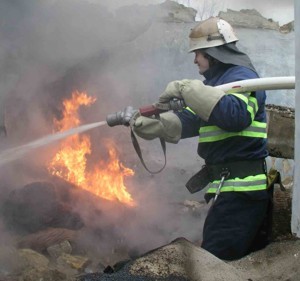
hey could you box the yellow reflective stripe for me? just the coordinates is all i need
[206,174,267,193]
[248,96,258,120]
[185,106,195,114]
[231,93,249,103]
[199,121,267,142]
[230,92,258,121]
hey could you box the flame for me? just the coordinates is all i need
[48,91,135,206]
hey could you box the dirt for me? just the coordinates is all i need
[228,238,300,281]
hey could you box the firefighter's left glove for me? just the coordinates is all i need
[159,79,225,121]
[131,112,182,143]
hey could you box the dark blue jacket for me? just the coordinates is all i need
[177,64,268,165]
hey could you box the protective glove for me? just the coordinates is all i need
[159,79,225,121]
[158,80,184,103]
[132,112,182,143]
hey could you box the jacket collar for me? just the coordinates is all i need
[203,63,232,85]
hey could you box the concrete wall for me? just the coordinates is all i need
[292,1,300,237]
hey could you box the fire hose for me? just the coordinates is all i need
[106,76,295,174]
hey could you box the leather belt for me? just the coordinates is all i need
[206,159,267,182]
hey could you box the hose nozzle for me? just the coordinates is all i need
[106,106,136,127]
[106,99,186,127]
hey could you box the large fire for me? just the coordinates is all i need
[48,91,135,206]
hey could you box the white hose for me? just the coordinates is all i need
[216,76,295,93]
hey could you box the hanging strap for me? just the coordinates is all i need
[130,130,166,174]
[130,114,167,174]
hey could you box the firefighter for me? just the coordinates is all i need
[130,17,271,260]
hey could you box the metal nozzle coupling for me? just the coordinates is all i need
[106,106,136,127]
[106,99,185,127]
[169,98,186,111]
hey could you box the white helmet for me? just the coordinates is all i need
[188,17,238,52]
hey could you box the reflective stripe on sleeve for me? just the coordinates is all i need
[199,121,267,143]
[230,92,258,121]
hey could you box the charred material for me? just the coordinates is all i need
[2,181,84,234]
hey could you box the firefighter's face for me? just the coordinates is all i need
[194,50,209,75]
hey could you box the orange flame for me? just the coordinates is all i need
[48,91,135,206]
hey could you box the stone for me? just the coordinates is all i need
[47,240,73,259]
[22,268,66,281]
[280,21,295,33]
[57,253,91,271]
[18,248,49,270]
[219,9,280,30]
[18,227,77,253]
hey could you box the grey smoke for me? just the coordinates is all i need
[0,0,205,267]
[0,0,294,270]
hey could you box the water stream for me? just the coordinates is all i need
[0,121,107,167]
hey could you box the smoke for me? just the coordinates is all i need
[0,0,204,272]
[0,0,294,276]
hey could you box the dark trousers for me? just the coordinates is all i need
[201,189,272,260]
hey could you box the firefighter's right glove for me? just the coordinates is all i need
[131,112,182,143]
[159,80,225,121]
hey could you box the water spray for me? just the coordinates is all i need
[0,121,107,167]
[0,76,295,168]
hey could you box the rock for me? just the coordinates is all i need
[22,268,66,281]
[219,9,280,30]
[280,21,295,33]
[57,253,91,272]
[158,0,197,23]
[79,237,246,280]
[0,277,18,281]
[18,248,49,270]
[0,245,22,275]
[17,227,77,253]
[15,249,70,280]
[129,237,245,280]
[47,240,73,259]
[228,239,300,281]
[115,0,196,24]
